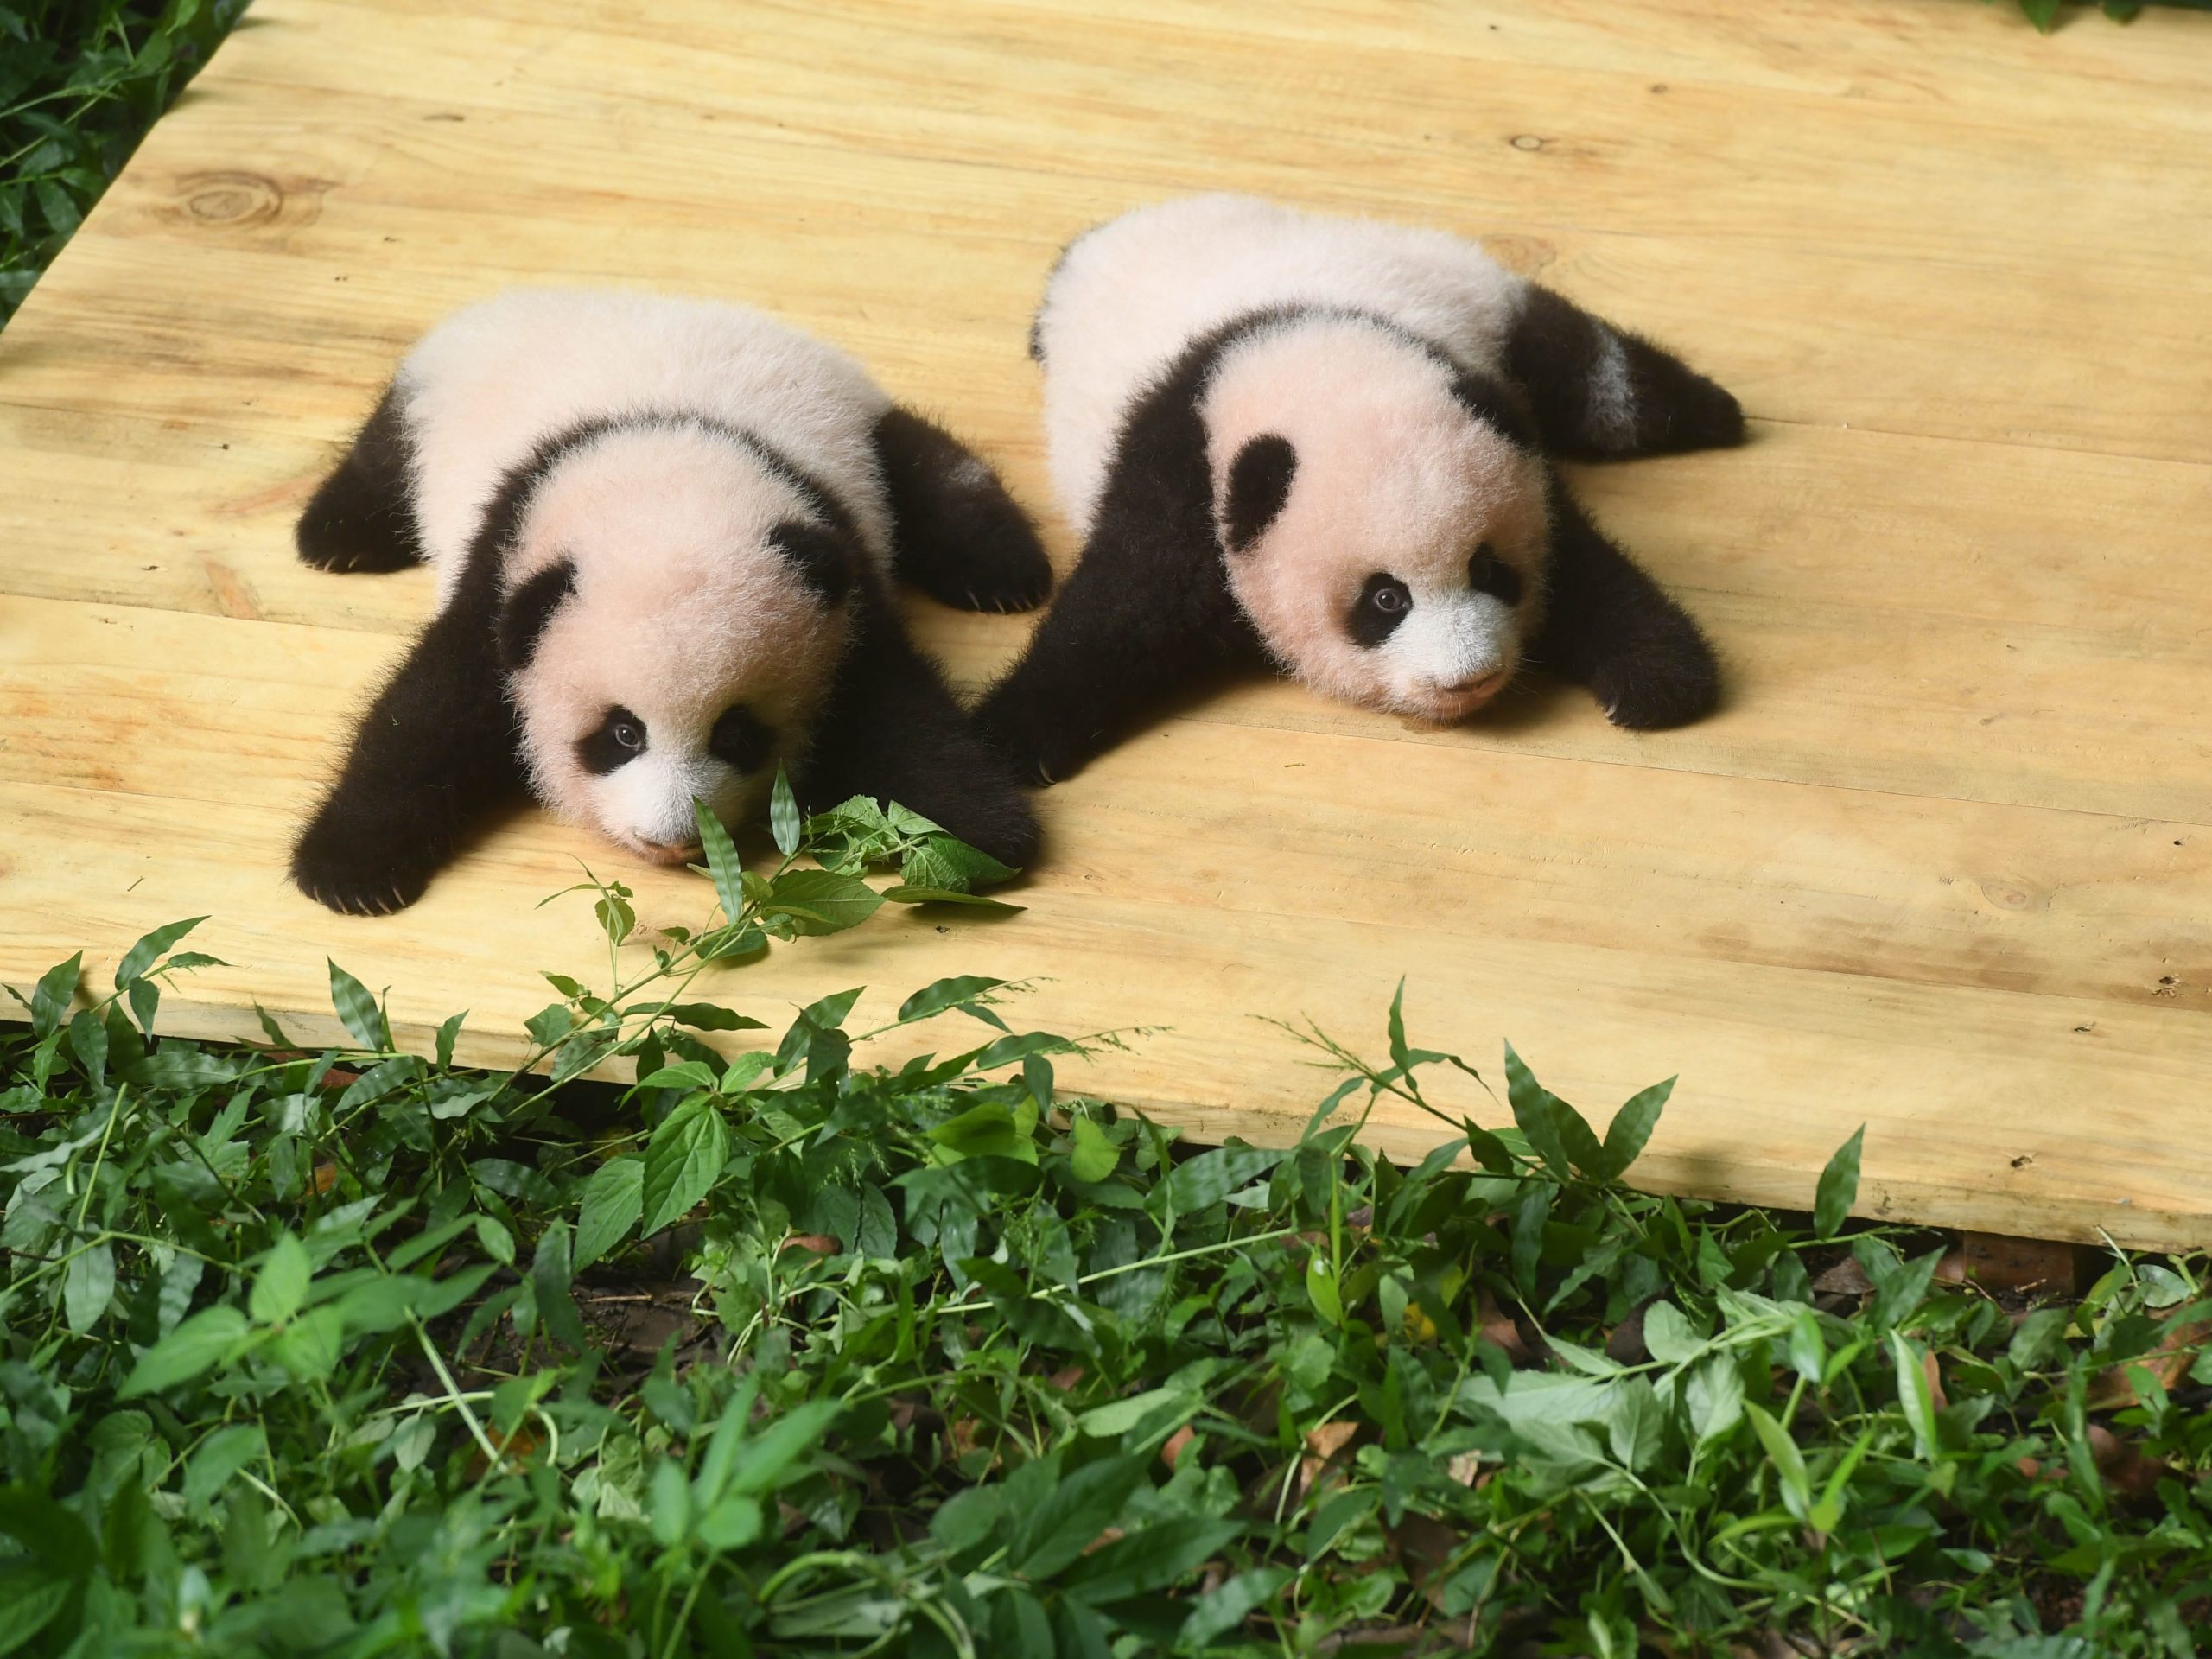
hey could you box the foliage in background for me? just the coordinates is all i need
[3,795,2209,1655]
[2003,0,2212,29]
[0,0,246,326]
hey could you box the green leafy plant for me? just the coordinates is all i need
[4,805,2210,1652]
[1999,0,2212,29]
[1,0,248,326]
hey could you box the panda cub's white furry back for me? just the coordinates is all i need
[292,288,1052,916]
[399,292,897,601]
[1033,194,1524,539]
[982,194,1749,787]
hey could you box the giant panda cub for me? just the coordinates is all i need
[290,289,1052,915]
[976,194,1746,784]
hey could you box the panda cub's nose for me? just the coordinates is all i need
[1436,668,1507,696]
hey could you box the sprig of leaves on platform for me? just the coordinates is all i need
[1999,0,2212,29]
[3,902,2211,1653]
[0,0,248,325]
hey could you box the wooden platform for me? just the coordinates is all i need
[4,0,2210,1249]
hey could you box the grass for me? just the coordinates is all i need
[0,0,246,327]
[3,795,2209,1656]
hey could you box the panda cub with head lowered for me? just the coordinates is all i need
[292,289,1052,914]
[977,194,1746,784]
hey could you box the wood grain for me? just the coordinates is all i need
[2,0,2209,1248]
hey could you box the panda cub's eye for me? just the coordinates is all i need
[709,703,773,774]
[578,705,648,775]
[1348,573,1414,648]
[1467,542,1525,607]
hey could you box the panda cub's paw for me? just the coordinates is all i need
[291,803,442,916]
[956,501,1057,614]
[1592,617,1721,731]
[973,694,1087,789]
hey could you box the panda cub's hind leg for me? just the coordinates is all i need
[1504,284,1745,462]
[296,385,425,574]
[871,405,1053,613]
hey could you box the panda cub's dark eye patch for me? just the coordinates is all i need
[1348,573,1413,648]
[709,703,773,774]
[578,705,647,775]
[1468,542,1525,607]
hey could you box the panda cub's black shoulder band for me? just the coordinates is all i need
[497,559,576,669]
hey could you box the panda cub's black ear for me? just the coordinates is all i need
[1221,433,1298,554]
[767,520,855,607]
[498,558,576,671]
[1451,371,1539,451]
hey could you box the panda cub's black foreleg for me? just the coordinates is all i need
[297,385,426,574]
[871,405,1053,613]
[974,518,1265,787]
[291,600,525,914]
[801,588,1041,868]
[1536,480,1720,732]
[1504,284,1745,462]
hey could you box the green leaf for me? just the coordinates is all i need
[1503,1043,1576,1179]
[641,1099,729,1235]
[269,1306,346,1381]
[1686,1356,1745,1446]
[880,884,1025,913]
[250,1234,311,1325]
[594,887,636,945]
[1814,1125,1864,1238]
[728,1400,838,1496]
[1069,1114,1120,1184]
[1013,1456,1147,1580]
[694,798,748,925]
[116,916,206,988]
[1744,1402,1810,1520]
[1077,1386,1194,1440]
[1178,1566,1294,1648]
[762,868,883,936]
[474,1214,515,1267]
[1642,1301,1706,1366]
[694,1495,762,1550]
[29,952,80,1039]
[897,974,1010,1027]
[62,1241,113,1334]
[183,1424,266,1510]
[524,1003,572,1049]
[0,1567,73,1657]
[1600,1077,1672,1179]
[664,1002,766,1032]
[1306,1252,1344,1326]
[326,959,390,1051]
[119,1305,250,1397]
[1063,1516,1242,1605]
[769,767,802,856]
[1605,1376,1666,1472]
[575,1158,645,1268]
[1154,1146,1287,1217]
[435,1010,466,1068]
[1891,1331,1939,1461]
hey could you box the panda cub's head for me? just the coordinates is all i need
[496,419,855,864]
[1203,313,1548,724]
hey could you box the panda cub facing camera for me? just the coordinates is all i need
[291,289,1052,916]
[977,194,1749,785]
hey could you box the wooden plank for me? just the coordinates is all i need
[7,411,2209,827]
[3,0,2211,1249]
[2,594,2208,1249]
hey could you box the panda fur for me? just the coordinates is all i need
[979,194,1746,785]
[291,288,1052,916]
